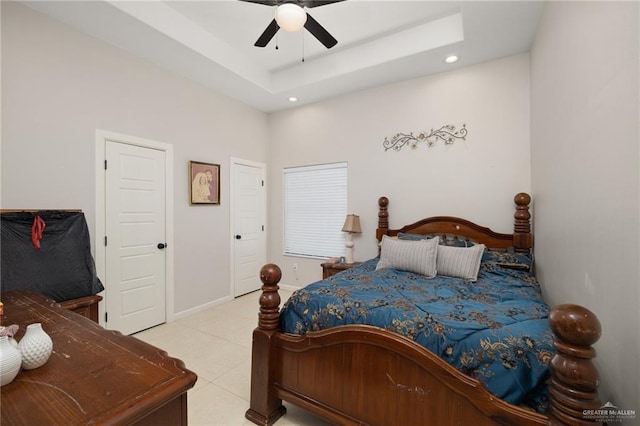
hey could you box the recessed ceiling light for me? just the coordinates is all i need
[288,97,298,102]
[444,55,459,64]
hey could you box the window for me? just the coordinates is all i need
[283,162,347,259]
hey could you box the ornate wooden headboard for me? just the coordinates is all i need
[375,193,532,252]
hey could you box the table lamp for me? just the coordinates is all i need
[342,214,362,264]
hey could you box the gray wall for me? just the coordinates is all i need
[1,2,270,314]
[531,1,639,411]
[269,54,532,286]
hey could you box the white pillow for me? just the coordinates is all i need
[376,235,439,278]
[436,244,486,282]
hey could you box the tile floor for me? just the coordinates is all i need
[134,289,330,426]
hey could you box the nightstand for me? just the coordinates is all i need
[321,261,362,279]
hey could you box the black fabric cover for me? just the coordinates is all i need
[1,211,104,302]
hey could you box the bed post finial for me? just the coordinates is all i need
[246,264,287,425]
[513,192,532,252]
[377,196,389,242]
[378,197,389,228]
[547,304,602,425]
[258,264,282,331]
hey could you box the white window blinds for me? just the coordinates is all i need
[283,162,347,259]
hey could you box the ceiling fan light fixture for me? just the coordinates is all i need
[275,3,307,32]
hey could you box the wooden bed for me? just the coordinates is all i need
[245,193,603,426]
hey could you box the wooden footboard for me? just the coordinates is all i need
[246,264,603,426]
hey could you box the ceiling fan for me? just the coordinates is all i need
[238,0,345,49]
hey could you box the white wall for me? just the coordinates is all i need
[531,1,639,412]
[268,54,532,287]
[1,2,269,314]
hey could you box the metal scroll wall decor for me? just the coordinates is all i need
[383,124,468,152]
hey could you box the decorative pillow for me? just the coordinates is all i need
[439,235,476,247]
[397,232,435,241]
[377,235,397,248]
[436,244,486,281]
[481,251,533,271]
[398,232,475,247]
[376,235,439,278]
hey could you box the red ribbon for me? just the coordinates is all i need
[31,215,46,249]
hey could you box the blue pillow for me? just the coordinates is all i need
[397,233,434,241]
[397,232,475,247]
[481,250,531,264]
[481,250,533,271]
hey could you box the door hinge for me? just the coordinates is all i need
[104,236,107,246]
[104,160,108,170]
[104,312,108,322]
[261,180,264,187]
[262,225,264,231]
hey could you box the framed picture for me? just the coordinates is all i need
[189,161,220,205]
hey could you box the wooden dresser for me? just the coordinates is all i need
[0,291,197,425]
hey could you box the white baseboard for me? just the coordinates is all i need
[171,283,303,321]
[172,295,233,320]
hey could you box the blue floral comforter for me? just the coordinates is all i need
[280,257,554,412]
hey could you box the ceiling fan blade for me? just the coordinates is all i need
[237,0,279,5]
[304,13,337,49]
[238,0,345,6]
[255,19,280,47]
[299,0,346,8]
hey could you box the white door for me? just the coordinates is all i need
[232,160,266,297]
[105,141,166,334]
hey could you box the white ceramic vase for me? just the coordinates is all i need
[0,335,22,386]
[0,325,19,349]
[19,323,53,370]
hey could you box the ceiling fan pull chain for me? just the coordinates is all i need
[302,31,305,62]
[275,32,279,50]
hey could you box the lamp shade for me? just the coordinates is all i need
[275,3,307,32]
[341,214,362,234]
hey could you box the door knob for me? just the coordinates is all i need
[157,243,166,249]
[235,235,242,240]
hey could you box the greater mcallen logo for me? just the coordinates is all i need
[583,402,636,422]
